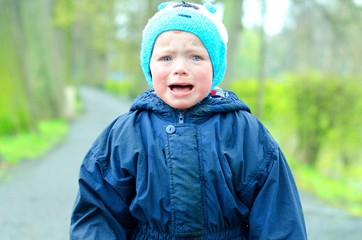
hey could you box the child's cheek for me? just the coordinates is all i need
[197,69,212,84]
[153,68,169,83]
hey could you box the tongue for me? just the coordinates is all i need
[171,85,192,92]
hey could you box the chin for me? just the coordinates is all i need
[168,102,194,110]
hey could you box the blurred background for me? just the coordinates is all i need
[0,0,361,216]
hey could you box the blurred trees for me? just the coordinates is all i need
[54,0,116,86]
[0,0,118,135]
[267,0,362,75]
[1,0,362,171]
[0,0,361,213]
[0,0,248,134]
[268,0,362,168]
[222,0,244,86]
[0,0,64,134]
[231,73,362,169]
[0,1,31,134]
[234,0,362,169]
[113,0,163,97]
[287,73,362,167]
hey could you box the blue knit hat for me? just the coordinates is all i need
[140,1,228,89]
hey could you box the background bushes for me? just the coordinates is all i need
[231,73,362,168]
[230,73,362,214]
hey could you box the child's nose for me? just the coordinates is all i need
[173,59,188,76]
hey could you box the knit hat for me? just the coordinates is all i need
[140,1,228,89]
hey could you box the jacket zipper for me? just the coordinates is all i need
[178,111,185,124]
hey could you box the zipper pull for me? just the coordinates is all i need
[178,111,185,124]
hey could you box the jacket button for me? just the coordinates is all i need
[166,125,176,134]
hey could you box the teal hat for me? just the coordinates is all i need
[140,1,228,89]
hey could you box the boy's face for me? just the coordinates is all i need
[150,31,213,110]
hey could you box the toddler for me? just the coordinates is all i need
[70,1,307,239]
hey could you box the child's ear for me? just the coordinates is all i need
[203,2,217,14]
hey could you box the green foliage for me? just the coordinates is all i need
[0,119,68,165]
[290,157,362,216]
[230,73,362,168]
[0,1,33,134]
[53,0,118,87]
[1,0,68,137]
[19,0,65,119]
[235,30,261,78]
[104,80,141,99]
[230,79,290,124]
[230,74,362,215]
[53,0,76,29]
[0,64,31,134]
[285,72,362,166]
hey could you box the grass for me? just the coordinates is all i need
[265,123,362,217]
[0,119,68,178]
[290,158,362,216]
[104,80,134,97]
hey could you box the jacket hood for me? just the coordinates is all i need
[130,88,251,121]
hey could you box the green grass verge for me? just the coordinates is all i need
[104,80,134,96]
[290,159,362,216]
[0,119,68,178]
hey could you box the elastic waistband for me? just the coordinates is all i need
[131,224,246,240]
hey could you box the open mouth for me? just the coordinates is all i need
[169,84,194,93]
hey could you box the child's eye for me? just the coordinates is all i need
[191,55,202,61]
[161,56,172,61]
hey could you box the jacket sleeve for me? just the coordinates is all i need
[70,127,137,239]
[247,146,307,239]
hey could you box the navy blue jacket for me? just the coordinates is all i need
[70,89,307,239]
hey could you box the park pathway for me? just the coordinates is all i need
[0,86,361,239]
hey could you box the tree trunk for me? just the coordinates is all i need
[222,0,243,87]
[19,0,65,120]
[255,0,267,118]
[0,0,34,134]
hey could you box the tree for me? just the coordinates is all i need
[54,0,117,86]
[0,0,33,134]
[222,0,244,87]
[18,0,65,121]
[114,0,167,97]
[287,72,362,166]
[255,0,267,118]
[271,0,362,75]
[0,0,68,134]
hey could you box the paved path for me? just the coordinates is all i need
[300,191,362,240]
[0,86,361,239]
[0,86,130,240]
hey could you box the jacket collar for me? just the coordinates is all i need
[130,88,251,122]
